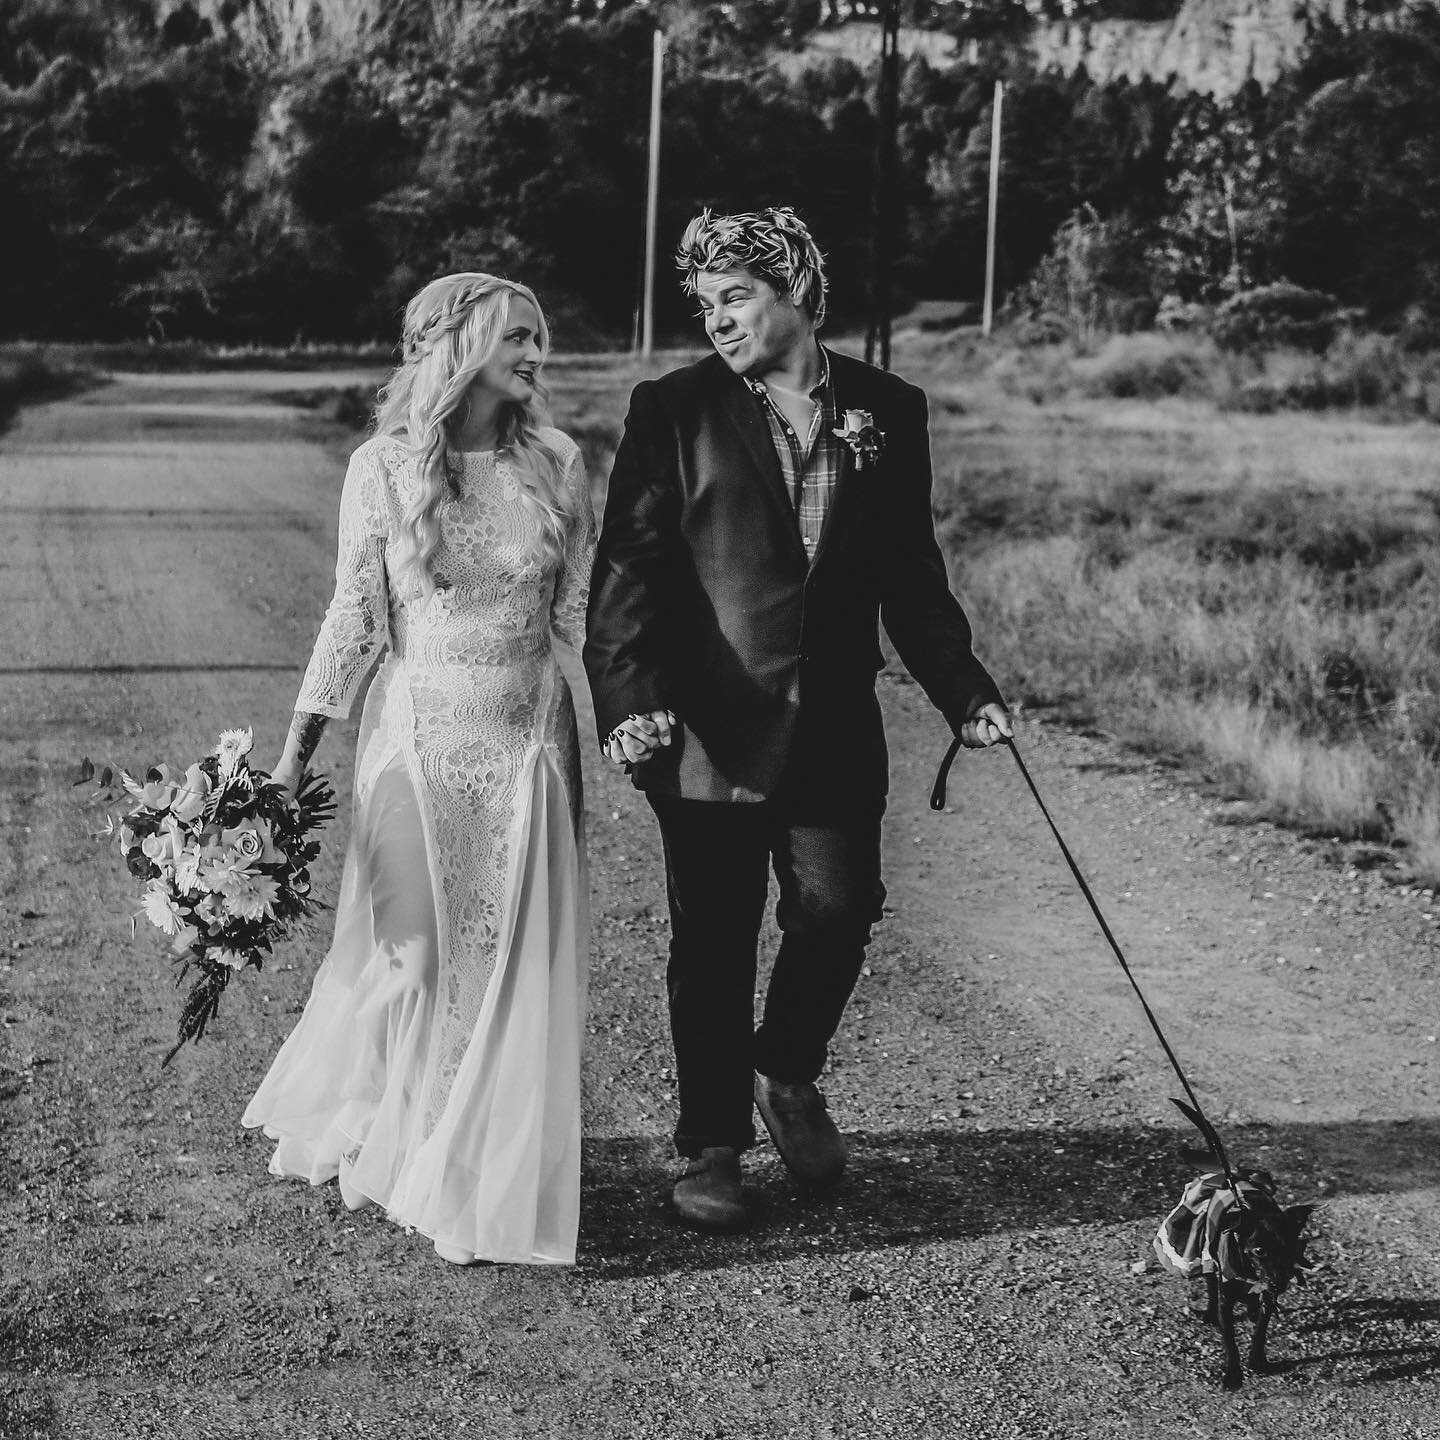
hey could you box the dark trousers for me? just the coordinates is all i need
[647,792,886,1158]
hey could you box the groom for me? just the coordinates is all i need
[584,206,1012,1231]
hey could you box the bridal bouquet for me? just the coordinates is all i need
[75,728,335,1066]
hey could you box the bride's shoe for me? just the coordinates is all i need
[434,1239,478,1266]
[338,1151,376,1212]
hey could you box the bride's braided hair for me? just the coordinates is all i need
[400,276,493,363]
[675,206,828,326]
[374,272,572,600]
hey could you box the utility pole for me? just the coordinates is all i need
[982,79,1003,337]
[640,27,666,359]
[865,0,901,371]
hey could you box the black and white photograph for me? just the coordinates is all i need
[2,0,1439,1434]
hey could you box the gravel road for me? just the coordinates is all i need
[1,374,1438,1439]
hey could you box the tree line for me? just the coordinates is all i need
[4,0,1438,345]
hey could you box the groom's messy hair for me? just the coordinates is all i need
[675,207,828,326]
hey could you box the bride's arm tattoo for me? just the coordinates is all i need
[289,711,328,765]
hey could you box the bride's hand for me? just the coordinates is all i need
[604,710,676,767]
[269,758,303,797]
[271,713,327,797]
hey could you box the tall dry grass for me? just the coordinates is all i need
[904,333,1440,881]
[914,325,1440,421]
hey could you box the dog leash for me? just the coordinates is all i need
[931,733,1244,1199]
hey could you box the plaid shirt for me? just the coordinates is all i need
[743,347,841,564]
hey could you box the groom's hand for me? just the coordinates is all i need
[959,703,1014,750]
[604,710,677,767]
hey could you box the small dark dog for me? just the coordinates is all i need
[1154,1169,1315,1389]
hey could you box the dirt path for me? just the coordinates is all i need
[2,375,1437,1439]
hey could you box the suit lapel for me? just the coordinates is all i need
[809,346,862,574]
[717,370,807,557]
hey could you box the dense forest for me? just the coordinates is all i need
[3,0,1438,344]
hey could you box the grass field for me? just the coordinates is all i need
[899,329,1440,882]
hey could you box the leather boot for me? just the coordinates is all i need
[672,1146,746,1232]
[754,1074,846,1187]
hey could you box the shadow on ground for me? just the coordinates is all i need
[579,1117,1440,1281]
[1263,1296,1440,1388]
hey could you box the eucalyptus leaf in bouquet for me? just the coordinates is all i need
[76,728,336,1066]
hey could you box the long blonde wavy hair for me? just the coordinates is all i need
[374,272,571,600]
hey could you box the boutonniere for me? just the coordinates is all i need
[833,409,884,470]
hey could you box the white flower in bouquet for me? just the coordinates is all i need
[124,765,179,812]
[170,922,201,955]
[193,892,228,934]
[169,762,212,824]
[174,848,205,895]
[214,728,255,779]
[203,852,255,895]
[226,873,281,921]
[141,816,187,869]
[221,819,284,868]
[141,884,187,937]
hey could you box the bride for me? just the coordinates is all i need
[243,273,594,1265]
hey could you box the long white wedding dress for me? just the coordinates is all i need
[242,430,594,1264]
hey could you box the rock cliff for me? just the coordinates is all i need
[799,2,1390,99]
[1027,0,1357,98]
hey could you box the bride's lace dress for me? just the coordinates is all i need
[242,429,594,1264]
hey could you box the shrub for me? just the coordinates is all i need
[0,346,89,429]
[1010,205,1159,343]
[1321,331,1409,408]
[1154,296,1212,332]
[1005,314,1073,349]
[1190,487,1422,572]
[1222,355,1330,414]
[1211,283,1343,352]
[1074,332,1217,400]
[1401,352,1440,420]
[1396,305,1440,353]
[1219,332,1440,416]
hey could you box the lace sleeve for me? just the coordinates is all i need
[295,443,390,718]
[550,439,596,654]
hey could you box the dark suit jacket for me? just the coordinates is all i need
[583,346,1004,808]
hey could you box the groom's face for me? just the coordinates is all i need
[693,267,811,377]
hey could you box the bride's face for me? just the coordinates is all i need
[467,296,544,408]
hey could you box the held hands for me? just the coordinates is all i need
[959,702,1014,750]
[604,710,677,767]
